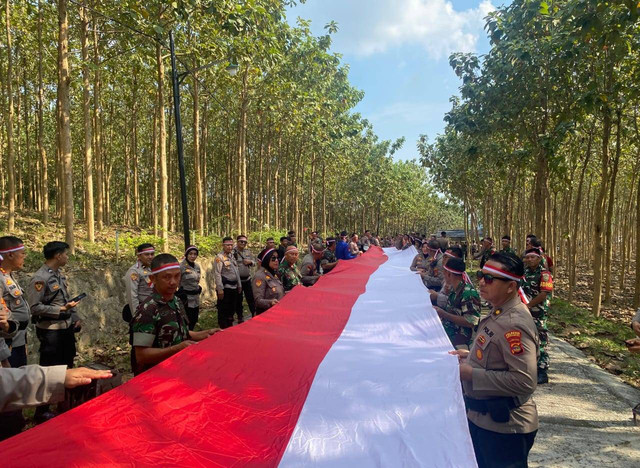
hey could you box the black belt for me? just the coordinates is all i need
[464,395,529,423]
[18,320,29,330]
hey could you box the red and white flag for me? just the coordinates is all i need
[1,246,476,467]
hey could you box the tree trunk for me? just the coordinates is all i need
[58,0,75,252]
[92,15,103,230]
[193,74,203,236]
[604,110,622,303]
[157,43,169,251]
[634,169,640,308]
[592,109,612,316]
[80,3,94,242]
[36,0,49,222]
[4,0,16,231]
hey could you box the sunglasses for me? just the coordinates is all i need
[269,257,279,262]
[476,270,512,285]
[238,240,247,243]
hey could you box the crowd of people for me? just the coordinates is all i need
[0,229,382,439]
[1,228,638,468]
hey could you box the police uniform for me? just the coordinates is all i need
[123,261,153,321]
[522,264,553,371]
[0,365,67,413]
[178,259,202,330]
[233,247,256,318]
[0,268,30,367]
[26,264,79,420]
[0,269,30,439]
[422,252,444,290]
[130,292,190,375]
[252,268,284,315]
[300,254,322,286]
[463,295,539,467]
[410,252,430,272]
[213,251,242,329]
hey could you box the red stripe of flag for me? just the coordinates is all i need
[1,248,387,467]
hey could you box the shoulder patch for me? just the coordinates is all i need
[52,283,60,291]
[215,257,221,263]
[34,281,44,292]
[505,330,524,355]
[131,272,139,281]
[255,279,262,287]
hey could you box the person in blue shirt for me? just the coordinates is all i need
[336,231,360,260]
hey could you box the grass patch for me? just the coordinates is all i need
[549,298,640,387]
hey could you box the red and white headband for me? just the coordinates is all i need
[286,246,299,253]
[444,263,472,284]
[137,247,155,255]
[0,244,25,254]
[151,262,180,274]
[311,244,324,253]
[482,264,522,282]
[259,248,276,262]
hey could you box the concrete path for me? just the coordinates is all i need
[529,335,640,467]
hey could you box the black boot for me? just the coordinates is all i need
[537,367,549,385]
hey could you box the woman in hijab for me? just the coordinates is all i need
[178,245,202,330]
[252,248,285,315]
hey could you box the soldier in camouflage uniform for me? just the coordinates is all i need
[321,238,339,273]
[278,246,302,293]
[522,248,553,384]
[131,254,218,375]
[475,237,497,269]
[433,258,481,349]
[500,235,517,256]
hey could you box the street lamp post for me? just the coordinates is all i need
[168,30,238,251]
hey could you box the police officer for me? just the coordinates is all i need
[131,254,218,375]
[214,237,242,329]
[252,248,284,315]
[0,237,29,368]
[410,242,431,273]
[0,237,30,438]
[27,241,81,422]
[233,235,256,318]
[522,248,553,384]
[421,240,444,291]
[178,246,202,330]
[300,240,325,286]
[123,243,155,322]
[451,252,539,468]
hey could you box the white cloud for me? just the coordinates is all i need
[305,0,495,60]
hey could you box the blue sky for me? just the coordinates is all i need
[285,0,499,161]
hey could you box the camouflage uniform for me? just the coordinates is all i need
[131,293,190,375]
[501,247,517,257]
[479,246,496,269]
[278,259,301,293]
[441,281,481,349]
[522,264,553,370]
[322,249,337,265]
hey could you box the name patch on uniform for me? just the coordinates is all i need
[34,281,44,292]
[505,330,524,355]
[476,349,483,360]
[482,325,495,338]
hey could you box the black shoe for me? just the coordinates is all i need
[537,368,549,385]
[34,411,57,424]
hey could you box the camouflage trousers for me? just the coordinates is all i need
[533,312,549,370]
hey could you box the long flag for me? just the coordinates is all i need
[1,246,476,467]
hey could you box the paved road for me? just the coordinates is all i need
[529,335,640,467]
